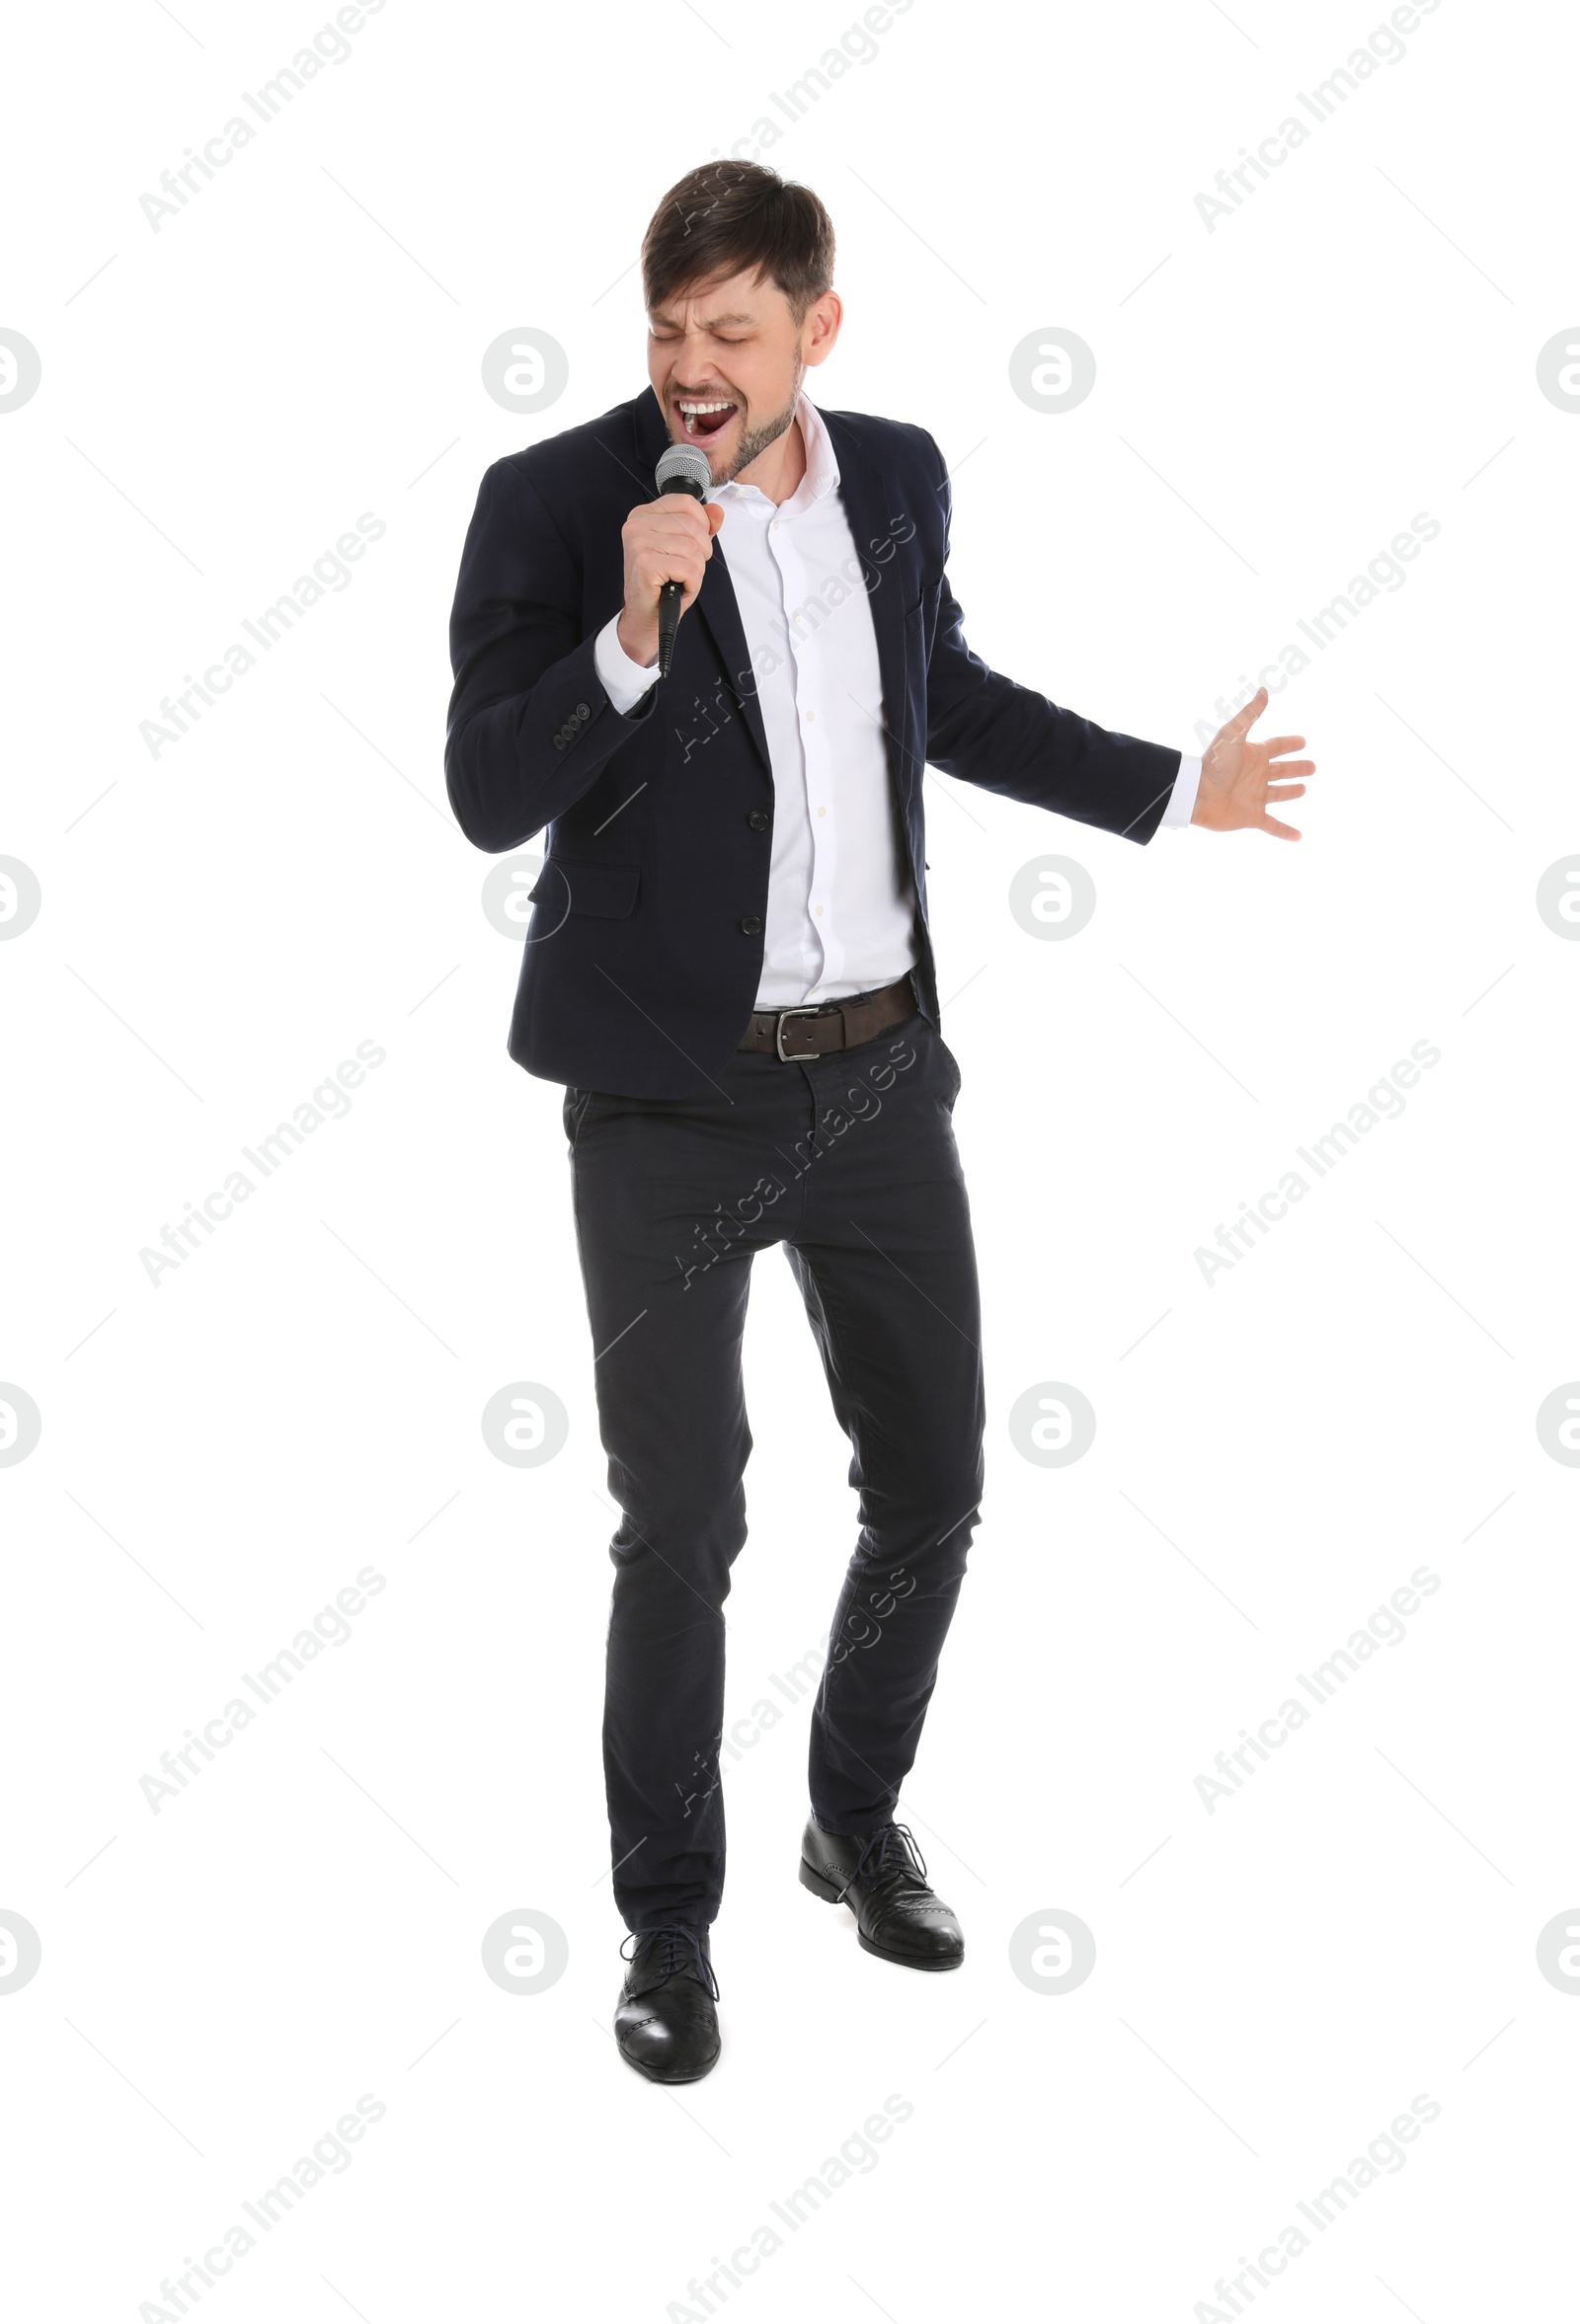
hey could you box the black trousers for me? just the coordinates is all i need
[562,1001,985,1930]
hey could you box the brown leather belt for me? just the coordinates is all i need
[738,973,917,1061]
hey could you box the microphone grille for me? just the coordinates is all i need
[655,442,714,496]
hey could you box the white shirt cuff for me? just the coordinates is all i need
[593,612,660,715]
[1160,751,1202,829]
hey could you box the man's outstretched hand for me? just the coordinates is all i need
[1193,687,1315,840]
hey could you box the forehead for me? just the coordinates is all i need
[648,268,779,328]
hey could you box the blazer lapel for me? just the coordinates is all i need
[820,408,914,804]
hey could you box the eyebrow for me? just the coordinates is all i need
[648,310,756,329]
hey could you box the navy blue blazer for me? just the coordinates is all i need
[444,387,1183,1098]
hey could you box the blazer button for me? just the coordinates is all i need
[739,915,763,936]
[575,702,591,720]
[748,810,768,830]
[552,735,566,751]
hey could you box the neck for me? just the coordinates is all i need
[736,406,807,507]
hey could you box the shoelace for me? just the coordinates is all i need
[621,1922,720,2000]
[836,1821,929,1906]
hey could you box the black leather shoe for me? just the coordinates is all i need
[614,1924,721,2082]
[799,1818,964,1970]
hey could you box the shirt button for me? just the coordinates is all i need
[805,710,815,723]
[748,810,768,830]
[740,915,763,936]
[818,806,827,817]
[815,905,824,917]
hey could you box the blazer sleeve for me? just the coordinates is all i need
[444,458,658,853]
[920,444,1183,846]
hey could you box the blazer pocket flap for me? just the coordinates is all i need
[526,859,641,918]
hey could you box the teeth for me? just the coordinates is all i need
[679,400,734,412]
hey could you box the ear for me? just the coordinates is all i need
[804,290,843,366]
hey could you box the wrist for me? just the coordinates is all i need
[616,611,660,669]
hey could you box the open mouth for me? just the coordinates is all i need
[676,397,738,441]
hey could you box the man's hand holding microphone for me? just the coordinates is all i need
[616,443,724,676]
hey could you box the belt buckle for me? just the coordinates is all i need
[774,1003,824,1061]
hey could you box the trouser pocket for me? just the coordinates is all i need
[563,1085,596,1147]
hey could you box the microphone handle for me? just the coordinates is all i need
[657,579,683,679]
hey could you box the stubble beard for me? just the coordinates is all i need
[710,357,805,485]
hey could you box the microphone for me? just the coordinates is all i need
[654,441,713,679]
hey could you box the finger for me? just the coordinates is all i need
[1265,758,1315,778]
[656,505,716,541]
[1259,812,1302,840]
[1226,686,1269,735]
[641,543,708,579]
[638,525,710,565]
[643,563,706,603]
[1261,736,1306,756]
[1265,783,1306,802]
[645,498,715,528]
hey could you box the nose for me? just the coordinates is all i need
[670,324,731,376]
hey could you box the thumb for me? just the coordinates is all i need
[704,502,725,537]
[1227,685,1268,736]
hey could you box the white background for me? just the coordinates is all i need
[3,0,1578,2316]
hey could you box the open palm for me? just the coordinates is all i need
[1195,686,1315,840]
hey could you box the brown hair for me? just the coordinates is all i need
[640,161,835,326]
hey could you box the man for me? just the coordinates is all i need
[444,162,1313,2084]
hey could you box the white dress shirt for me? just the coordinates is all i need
[594,390,1201,1009]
